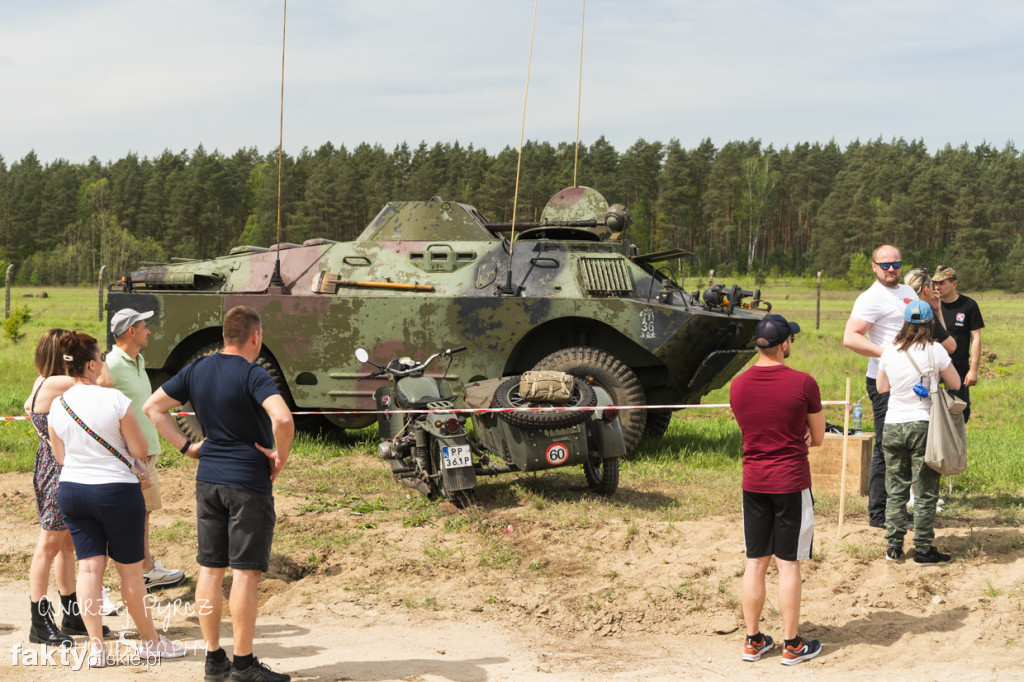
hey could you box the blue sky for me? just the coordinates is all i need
[1,0,1020,164]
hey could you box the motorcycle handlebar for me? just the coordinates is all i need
[358,368,387,381]
[364,346,467,379]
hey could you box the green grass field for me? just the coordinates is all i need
[2,284,1021,505]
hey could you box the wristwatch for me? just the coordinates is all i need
[179,439,193,454]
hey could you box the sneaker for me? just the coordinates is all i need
[139,634,187,660]
[914,546,952,566]
[742,633,775,661]
[780,636,821,665]
[205,655,233,681]
[885,546,904,562]
[229,657,291,682]
[144,560,186,589]
[100,587,119,616]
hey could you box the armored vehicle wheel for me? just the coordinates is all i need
[173,342,300,440]
[533,347,647,454]
[493,375,597,430]
[172,343,220,441]
[584,455,619,496]
[643,409,674,440]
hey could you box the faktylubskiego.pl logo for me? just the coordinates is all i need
[9,632,199,670]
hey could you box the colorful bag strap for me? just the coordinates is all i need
[59,395,134,472]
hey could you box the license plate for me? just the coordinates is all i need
[441,445,472,469]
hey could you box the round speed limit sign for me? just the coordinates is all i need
[545,442,570,466]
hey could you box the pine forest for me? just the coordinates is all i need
[2,136,1023,290]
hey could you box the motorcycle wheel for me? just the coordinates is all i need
[584,455,620,496]
[532,347,647,454]
[493,375,596,430]
[450,489,476,509]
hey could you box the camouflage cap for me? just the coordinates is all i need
[932,265,957,282]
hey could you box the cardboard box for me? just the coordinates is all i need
[808,433,874,496]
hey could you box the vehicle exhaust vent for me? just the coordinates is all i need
[577,257,633,296]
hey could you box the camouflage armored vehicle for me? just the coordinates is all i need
[106,186,766,452]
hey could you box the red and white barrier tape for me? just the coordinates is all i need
[1,399,850,422]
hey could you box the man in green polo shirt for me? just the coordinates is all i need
[106,308,185,589]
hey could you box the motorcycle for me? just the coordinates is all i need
[356,346,476,508]
[356,345,626,504]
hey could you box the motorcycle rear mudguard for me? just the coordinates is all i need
[422,419,476,493]
[585,386,626,459]
[373,386,405,440]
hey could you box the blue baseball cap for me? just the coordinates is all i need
[754,314,801,349]
[904,299,934,324]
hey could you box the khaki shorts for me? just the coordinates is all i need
[141,454,163,511]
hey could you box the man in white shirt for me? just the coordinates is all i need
[843,245,917,528]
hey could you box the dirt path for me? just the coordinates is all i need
[1,470,1022,680]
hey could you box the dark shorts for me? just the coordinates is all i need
[58,482,145,564]
[196,481,276,571]
[742,488,814,561]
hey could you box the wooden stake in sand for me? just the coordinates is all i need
[837,377,851,538]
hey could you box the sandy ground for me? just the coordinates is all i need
[0,468,1022,681]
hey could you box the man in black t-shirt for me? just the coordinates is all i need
[932,265,984,423]
[145,306,294,682]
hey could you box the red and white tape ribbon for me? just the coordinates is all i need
[2,399,851,422]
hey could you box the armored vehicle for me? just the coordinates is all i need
[106,186,766,452]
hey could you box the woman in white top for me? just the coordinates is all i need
[48,331,186,667]
[876,300,961,566]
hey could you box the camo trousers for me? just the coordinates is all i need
[883,420,940,552]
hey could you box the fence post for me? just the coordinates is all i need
[708,269,715,287]
[98,265,107,322]
[816,271,822,330]
[4,263,13,320]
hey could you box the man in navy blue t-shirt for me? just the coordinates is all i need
[145,305,293,682]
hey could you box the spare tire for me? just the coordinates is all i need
[533,347,646,454]
[493,375,597,430]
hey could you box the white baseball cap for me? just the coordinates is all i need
[110,308,154,337]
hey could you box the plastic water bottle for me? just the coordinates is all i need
[852,402,863,433]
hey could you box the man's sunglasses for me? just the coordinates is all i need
[874,261,902,271]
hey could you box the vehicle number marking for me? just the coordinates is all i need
[640,309,655,340]
[442,445,472,469]
[545,442,570,466]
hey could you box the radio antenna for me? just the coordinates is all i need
[270,0,287,289]
[500,0,538,295]
[573,0,586,187]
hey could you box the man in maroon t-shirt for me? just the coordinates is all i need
[729,314,825,666]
